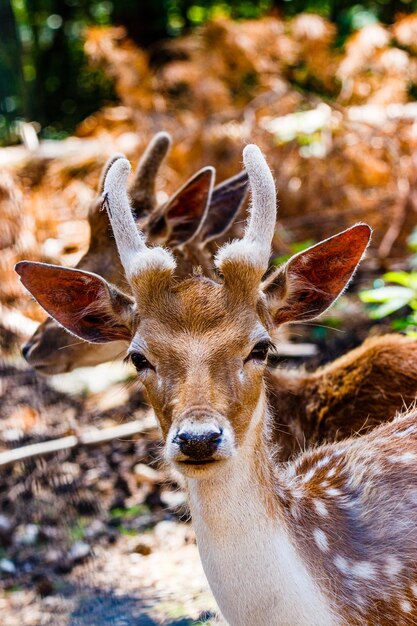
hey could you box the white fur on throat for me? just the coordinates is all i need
[104,158,176,280]
[187,398,338,626]
[215,144,277,273]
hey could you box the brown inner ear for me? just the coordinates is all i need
[199,171,248,243]
[265,224,371,325]
[16,262,133,343]
[163,168,214,247]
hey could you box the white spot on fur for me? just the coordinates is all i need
[400,599,412,613]
[286,464,296,479]
[384,555,402,579]
[301,468,316,484]
[398,452,416,463]
[315,456,331,469]
[334,555,350,574]
[276,486,287,500]
[326,488,342,497]
[351,561,375,579]
[290,502,299,519]
[327,467,336,478]
[394,425,416,438]
[293,487,305,500]
[388,452,416,464]
[313,500,328,517]
[313,528,329,552]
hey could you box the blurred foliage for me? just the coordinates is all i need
[359,228,417,338]
[360,272,417,336]
[2,0,417,143]
[1,0,117,144]
[273,239,316,265]
[360,233,417,336]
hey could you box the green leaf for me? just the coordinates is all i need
[359,286,414,304]
[369,298,411,319]
[383,271,417,289]
[391,318,412,331]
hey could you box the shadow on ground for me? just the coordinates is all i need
[68,585,214,626]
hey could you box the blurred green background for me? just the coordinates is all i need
[2,0,417,145]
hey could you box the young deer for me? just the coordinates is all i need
[22,132,248,374]
[16,146,417,625]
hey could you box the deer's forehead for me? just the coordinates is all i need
[137,278,254,325]
[134,278,262,352]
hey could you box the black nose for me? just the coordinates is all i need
[174,429,222,460]
[21,343,32,360]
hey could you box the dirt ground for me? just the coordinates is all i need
[2,530,219,626]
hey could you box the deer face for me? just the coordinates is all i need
[22,317,128,374]
[125,277,271,475]
[16,146,371,478]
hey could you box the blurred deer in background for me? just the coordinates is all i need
[269,333,417,460]
[16,146,417,625]
[21,132,248,373]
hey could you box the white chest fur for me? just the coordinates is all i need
[187,456,337,626]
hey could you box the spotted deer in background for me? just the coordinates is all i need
[21,132,248,373]
[17,145,417,625]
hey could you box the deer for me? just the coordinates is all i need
[16,145,417,625]
[21,131,248,374]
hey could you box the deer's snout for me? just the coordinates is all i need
[174,428,222,460]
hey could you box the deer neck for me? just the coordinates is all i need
[186,394,338,626]
[266,367,317,461]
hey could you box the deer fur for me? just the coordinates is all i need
[16,145,417,625]
[269,333,417,460]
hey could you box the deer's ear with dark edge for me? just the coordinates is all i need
[148,167,215,247]
[15,262,135,344]
[199,170,248,244]
[262,224,371,325]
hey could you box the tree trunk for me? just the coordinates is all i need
[0,1,24,142]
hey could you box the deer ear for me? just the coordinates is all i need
[199,171,248,243]
[263,224,371,325]
[149,167,214,247]
[15,262,135,344]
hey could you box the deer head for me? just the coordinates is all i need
[16,146,371,478]
[21,132,248,374]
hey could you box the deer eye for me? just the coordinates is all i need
[128,352,154,372]
[245,340,271,363]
